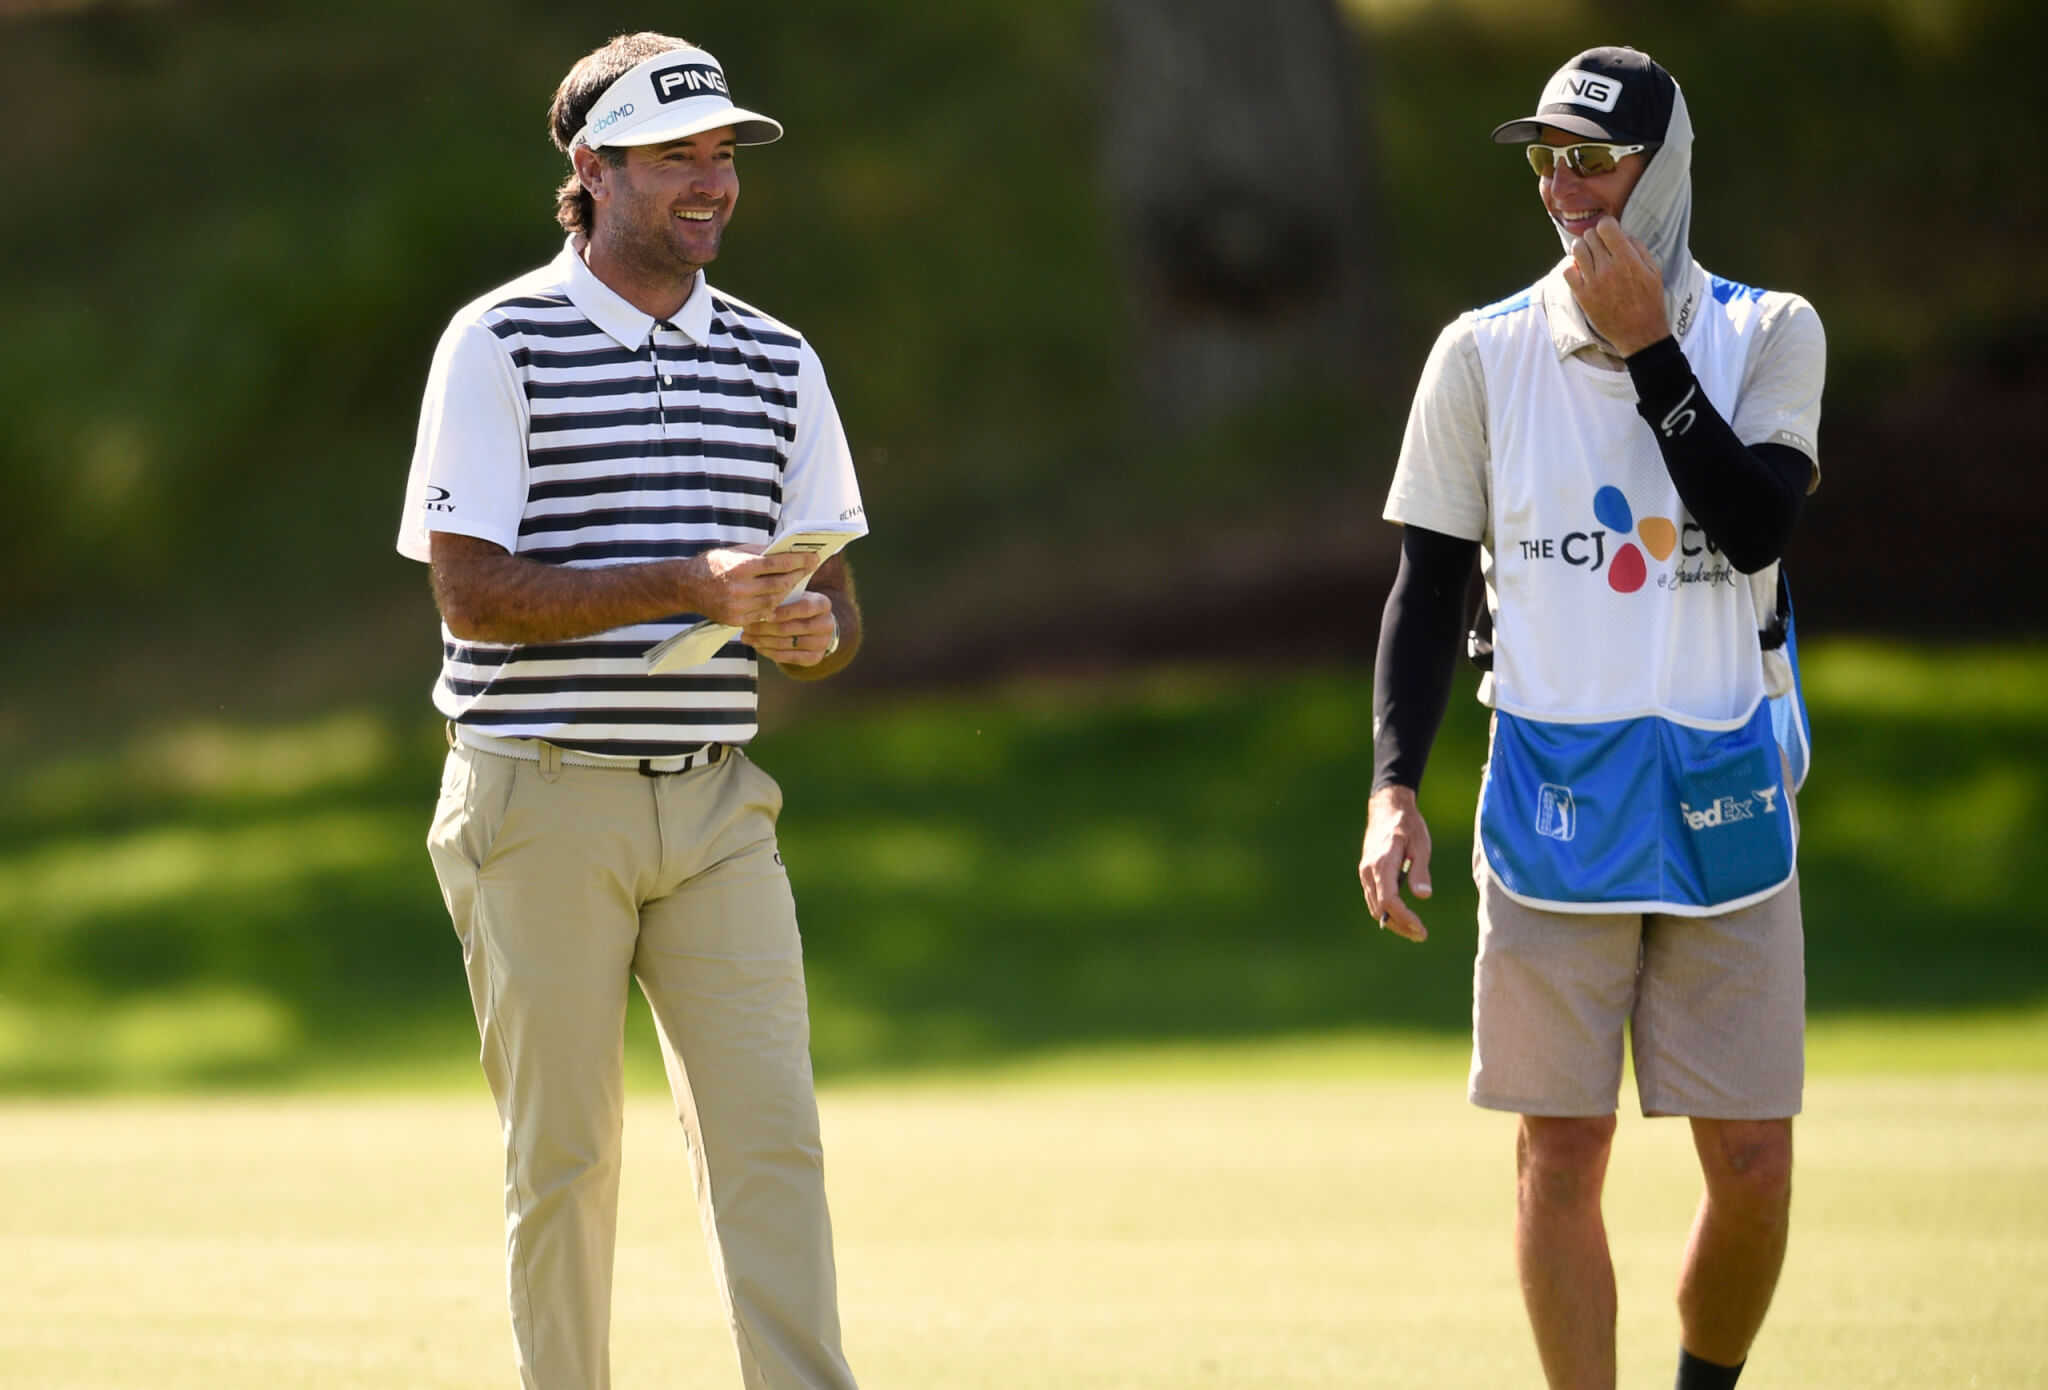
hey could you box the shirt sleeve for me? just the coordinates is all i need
[395,318,530,563]
[1372,526,1480,792]
[777,340,868,534]
[1383,318,1490,542]
[1731,293,1826,492]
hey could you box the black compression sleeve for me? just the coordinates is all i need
[1624,336,1813,573]
[1372,525,1480,793]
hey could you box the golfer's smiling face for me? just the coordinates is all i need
[601,126,740,274]
[1535,124,1649,240]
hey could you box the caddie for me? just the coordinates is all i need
[1357,46,1823,1390]
[397,32,867,1390]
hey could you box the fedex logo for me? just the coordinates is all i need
[1680,788,1780,831]
[653,63,730,104]
[1543,69,1622,113]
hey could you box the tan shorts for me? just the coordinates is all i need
[1468,841,1806,1120]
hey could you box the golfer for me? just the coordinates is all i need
[1359,47,1823,1390]
[397,33,867,1390]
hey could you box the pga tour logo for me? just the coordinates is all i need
[1543,68,1623,113]
[652,63,730,104]
[1536,783,1577,842]
[1680,788,1781,831]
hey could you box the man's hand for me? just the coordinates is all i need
[686,547,821,628]
[745,554,860,680]
[1562,216,1670,357]
[1359,785,1433,942]
[742,592,838,667]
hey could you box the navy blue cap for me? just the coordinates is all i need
[1490,47,1676,146]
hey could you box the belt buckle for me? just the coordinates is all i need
[638,744,719,777]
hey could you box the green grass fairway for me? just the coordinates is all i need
[4,640,2045,1090]
[4,1068,2045,1389]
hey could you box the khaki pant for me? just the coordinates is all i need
[427,739,858,1390]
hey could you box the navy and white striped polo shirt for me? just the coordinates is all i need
[398,240,865,755]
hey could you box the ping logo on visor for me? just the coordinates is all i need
[571,48,782,149]
[1542,68,1622,113]
[653,63,730,104]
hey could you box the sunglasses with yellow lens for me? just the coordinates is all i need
[1525,142,1651,178]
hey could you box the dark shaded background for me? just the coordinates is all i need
[3,0,2043,731]
[1,0,2044,1088]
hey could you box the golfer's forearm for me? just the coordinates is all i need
[431,535,700,644]
[1372,526,1479,794]
[1626,337,1811,573]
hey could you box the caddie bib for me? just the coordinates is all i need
[1470,274,1796,915]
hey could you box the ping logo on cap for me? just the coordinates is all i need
[652,63,731,104]
[1543,68,1622,113]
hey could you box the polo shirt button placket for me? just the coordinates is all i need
[656,324,674,392]
[648,332,671,432]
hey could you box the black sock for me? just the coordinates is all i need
[1675,1348,1744,1390]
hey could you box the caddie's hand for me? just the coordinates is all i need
[688,547,822,628]
[742,592,838,667]
[1562,216,1671,357]
[1359,784,1433,943]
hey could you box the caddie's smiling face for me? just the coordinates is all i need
[1535,123,1648,239]
[592,126,739,278]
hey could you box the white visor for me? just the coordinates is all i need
[572,48,782,150]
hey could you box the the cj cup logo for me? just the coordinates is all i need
[1586,485,1673,593]
[1680,787,1780,831]
[652,63,730,104]
[1543,68,1623,113]
[1512,485,1678,594]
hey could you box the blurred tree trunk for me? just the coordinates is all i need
[1103,0,1379,430]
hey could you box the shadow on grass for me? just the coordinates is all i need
[1,642,2043,1090]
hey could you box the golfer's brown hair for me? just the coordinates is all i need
[547,32,694,236]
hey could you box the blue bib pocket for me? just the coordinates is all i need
[1480,706,1795,914]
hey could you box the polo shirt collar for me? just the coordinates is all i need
[1538,257,1707,362]
[554,237,714,350]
